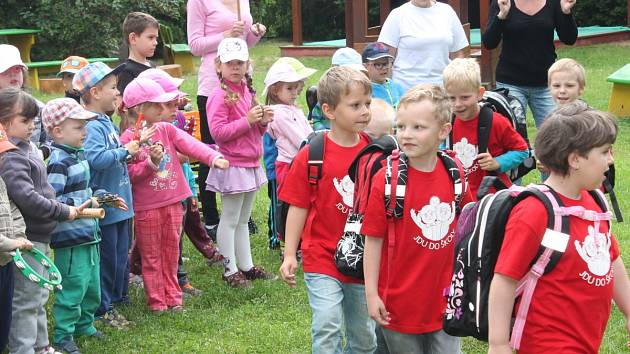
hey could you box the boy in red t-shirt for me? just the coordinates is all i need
[488,102,630,354]
[362,84,473,353]
[278,66,376,353]
[443,58,528,197]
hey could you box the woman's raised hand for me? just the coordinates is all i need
[224,21,245,38]
[497,0,511,19]
[560,0,576,14]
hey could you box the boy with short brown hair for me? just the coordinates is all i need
[279,66,376,353]
[117,12,159,94]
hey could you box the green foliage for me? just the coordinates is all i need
[573,0,628,26]
[0,0,187,61]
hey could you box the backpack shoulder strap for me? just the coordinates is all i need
[383,149,401,304]
[384,150,406,218]
[446,114,455,149]
[307,131,326,185]
[477,105,493,154]
[437,151,465,214]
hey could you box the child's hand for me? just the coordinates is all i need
[190,197,199,212]
[139,124,158,145]
[477,152,500,171]
[213,158,229,170]
[367,294,391,326]
[125,140,140,156]
[14,238,33,251]
[149,144,164,166]
[224,21,245,38]
[114,197,129,211]
[247,105,264,125]
[251,23,267,37]
[279,256,298,288]
[260,106,275,126]
[67,199,92,221]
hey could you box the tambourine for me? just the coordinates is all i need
[12,248,62,291]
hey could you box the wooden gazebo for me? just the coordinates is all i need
[286,0,630,86]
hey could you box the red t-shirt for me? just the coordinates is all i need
[278,133,371,284]
[451,111,528,198]
[495,191,620,354]
[361,159,473,334]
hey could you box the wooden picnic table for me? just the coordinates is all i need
[0,28,41,63]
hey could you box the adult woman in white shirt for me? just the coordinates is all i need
[378,0,469,90]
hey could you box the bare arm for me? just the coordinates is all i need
[364,235,390,326]
[383,43,397,59]
[450,48,467,59]
[488,273,517,354]
[612,258,630,342]
[279,205,308,287]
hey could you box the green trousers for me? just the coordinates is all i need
[52,243,100,343]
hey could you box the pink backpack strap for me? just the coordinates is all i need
[509,186,612,349]
[509,186,562,349]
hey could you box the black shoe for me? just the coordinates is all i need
[248,218,258,235]
[205,224,218,242]
[54,337,81,354]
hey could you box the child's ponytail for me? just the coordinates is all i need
[245,72,259,107]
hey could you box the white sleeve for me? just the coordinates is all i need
[378,9,401,48]
[448,7,469,52]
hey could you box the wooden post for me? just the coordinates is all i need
[479,0,496,87]
[346,0,368,49]
[291,0,303,46]
[381,0,391,24]
[627,0,630,27]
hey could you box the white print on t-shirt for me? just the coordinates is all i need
[410,196,456,250]
[333,175,354,208]
[575,225,612,277]
[453,138,477,169]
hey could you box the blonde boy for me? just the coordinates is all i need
[548,58,586,106]
[443,58,528,197]
[365,98,395,139]
[362,85,472,353]
[279,66,376,353]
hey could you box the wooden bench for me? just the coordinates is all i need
[607,64,630,117]
[26,57,119,91]
[160,24,194,74]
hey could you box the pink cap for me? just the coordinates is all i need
[138,68,187,98]
[123,77,179,108]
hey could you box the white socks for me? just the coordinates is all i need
[217,191,256,276]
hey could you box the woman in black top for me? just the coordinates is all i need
[482,0,577,128]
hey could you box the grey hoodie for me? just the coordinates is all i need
[0,137,70,243]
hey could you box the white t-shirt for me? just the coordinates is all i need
[378,2,469,90]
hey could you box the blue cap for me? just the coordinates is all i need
[362,42,394,62]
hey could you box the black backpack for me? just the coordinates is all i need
[445,88,536,182]
[276,131,326,242]
[443,176,612,349]
[334,136,466,279]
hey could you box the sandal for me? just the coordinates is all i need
[222,271,252,289]
[206,248,225,267]
[241,266,278,281]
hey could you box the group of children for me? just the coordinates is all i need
[275,46,629,354]
[0,8,627,354]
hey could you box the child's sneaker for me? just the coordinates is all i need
[53,337,81,354]
[38,346,63,354]
[241,266,278,281]
[96,309,132,330]
[129,274,144,288]
[206,249,224,267]
[222,271,253,289]
[169,305,185,313]
[182,282,202,296]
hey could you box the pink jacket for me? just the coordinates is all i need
[267,104,313,164]
[120,122,222,211]
[187,0,261,97]
[206,80,266,167]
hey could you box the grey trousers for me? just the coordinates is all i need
[8,241,50,354]
[381,328,461,354]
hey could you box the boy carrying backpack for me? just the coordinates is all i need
[443,59,529,198]
[483,102,630,353]
[361,85,473,353]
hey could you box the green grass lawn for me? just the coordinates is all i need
[30,40,630,353]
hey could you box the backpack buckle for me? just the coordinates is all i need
[308,160,323,184]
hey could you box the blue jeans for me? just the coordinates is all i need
[496,82,557,128]
[304,273,376,354]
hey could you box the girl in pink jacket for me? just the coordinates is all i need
[120,77,228,312]
[206,38,276,289]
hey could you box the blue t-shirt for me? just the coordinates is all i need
[372,79,405,109]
